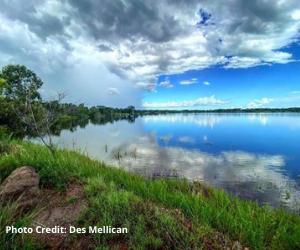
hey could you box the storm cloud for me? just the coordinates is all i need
[0,0,299,106]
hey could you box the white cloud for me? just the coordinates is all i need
[203,81,210,85]
[247,93,300,108]
[0,0,300,101]
[158,77,173,88]
[291,10,300,20]
[247,98,273,109]
[180,78,198,85]
[107,87,119,95]
[143,95,228,108]
[135,76,158,93]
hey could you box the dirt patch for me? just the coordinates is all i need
[31,183,89,249]
[200,232,251,250]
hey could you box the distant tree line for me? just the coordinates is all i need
[135,107,300,115]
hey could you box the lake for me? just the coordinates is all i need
[54,113,300,212]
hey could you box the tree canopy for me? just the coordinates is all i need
[1,64,43,101]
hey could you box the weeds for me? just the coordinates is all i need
[130,147,137,159]
[0,199,44,250]
[113,147,123,166]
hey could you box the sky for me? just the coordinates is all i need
[0,0,300,109]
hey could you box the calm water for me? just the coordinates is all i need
[54,113,300,212]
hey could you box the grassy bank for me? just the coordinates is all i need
[1,140,300,249]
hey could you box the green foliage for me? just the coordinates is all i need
[0,200,45,250]
[1,64,43,101]
[0,77,7,95]
[0,65,45,137]
[0,64,68,155]
[82,178,193,249]
[0,130,13,156]
[0,141,12,156]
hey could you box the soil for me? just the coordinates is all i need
[30,183,91,249]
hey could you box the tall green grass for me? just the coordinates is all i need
[0,199,45,250]
[0,140,300,249]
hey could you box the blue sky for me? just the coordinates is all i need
[0,0,300,109]
[144,42,300,109]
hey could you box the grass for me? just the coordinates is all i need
[1,140,300,249]
[0,199,45,250]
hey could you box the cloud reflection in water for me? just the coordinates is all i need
[54,114,300,212]
[112,132,300,212]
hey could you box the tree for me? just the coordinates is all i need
[1,64,65,156]
[0,65,44,135]
[19,92,66,156]
[0,76,9,135]
[0,73,22,132]
[1,64,43,101]
[127,105,135,116]
[0,77,7,94]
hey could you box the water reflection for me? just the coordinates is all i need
[248,114,268,125]
[53,114,300,212]
[142,114,224,127]
[178,136,195,144]
[106,132,299,211]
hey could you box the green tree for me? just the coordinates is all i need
[1,64,66,155]
[0,73,20,134]
[19,92,66,156]
[0,76,9,135]
[0,77,7,94]
[127,105,135,116]
[0,65,44,136]
[1,64,43,101]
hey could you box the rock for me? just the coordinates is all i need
[0,166,40,209]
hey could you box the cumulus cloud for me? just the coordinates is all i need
[158,77,173,88]
[107,87,119,95]
[0,0,300,103]
[135,76,158,93]
[247,98,273,109]
[247,93,300,108]
[204,81,210,85]
[143,95,228,108]
[180,78,198,85]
